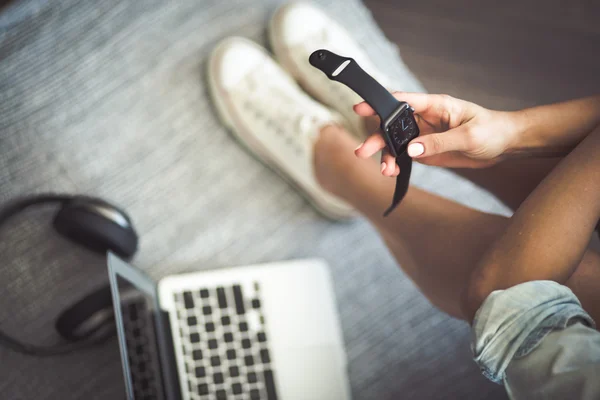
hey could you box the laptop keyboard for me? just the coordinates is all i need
[174,282,278,400]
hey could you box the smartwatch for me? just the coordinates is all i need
[309,49,420,216]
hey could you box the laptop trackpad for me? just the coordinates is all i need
[276,345,350,400]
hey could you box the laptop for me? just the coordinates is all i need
[107,252,351,400]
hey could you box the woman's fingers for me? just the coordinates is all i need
[380,148,399,177]
[354,132,386,158]
[357,125,475,164]
[407,126,474,159]
[414,152,497,169]
[354,133,400,176]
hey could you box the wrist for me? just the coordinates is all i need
[505,109,572,158]
[503,110,531,155]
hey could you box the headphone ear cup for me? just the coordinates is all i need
[53,204,138,259]
[55,284,116,342]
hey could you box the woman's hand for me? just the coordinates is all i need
[353,92,520,176]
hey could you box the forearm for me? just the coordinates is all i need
[508,95,600,157]
[463,126,600,321]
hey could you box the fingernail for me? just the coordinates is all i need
[408,143,424,157]
[380,162,386,173]
[354,143,363,151]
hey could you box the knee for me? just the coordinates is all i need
[460,264,500,323]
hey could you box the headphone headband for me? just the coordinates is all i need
[0,193,72,224]
[0,193,138,356]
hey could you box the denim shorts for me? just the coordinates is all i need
[471,280,595,383]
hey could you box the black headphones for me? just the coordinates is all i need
[0,193,139,356]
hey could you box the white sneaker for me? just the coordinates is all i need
[207,37,354,220]
[269,2,393,137]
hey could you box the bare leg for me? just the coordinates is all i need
[452,158,561,211]
[314,124,600,321]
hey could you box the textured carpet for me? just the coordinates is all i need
[0,0,508,399]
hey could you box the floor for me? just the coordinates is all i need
[363,0,600,111]
[2,1,598,109]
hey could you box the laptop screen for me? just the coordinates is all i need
[108,253,172,400]
[115,275,166,399]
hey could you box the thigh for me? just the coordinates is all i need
[565,249,600,324]
[450,149,600,322]
[451,157,562,211]
[379,187,600,322]
[452,156,600,248]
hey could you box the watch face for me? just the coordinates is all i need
[384,108,420,156]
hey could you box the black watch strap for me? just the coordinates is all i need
[310,49,415,216]
[309,50,399,119]
[384,152,412,216]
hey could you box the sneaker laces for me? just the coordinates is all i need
[243,68,331,145]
